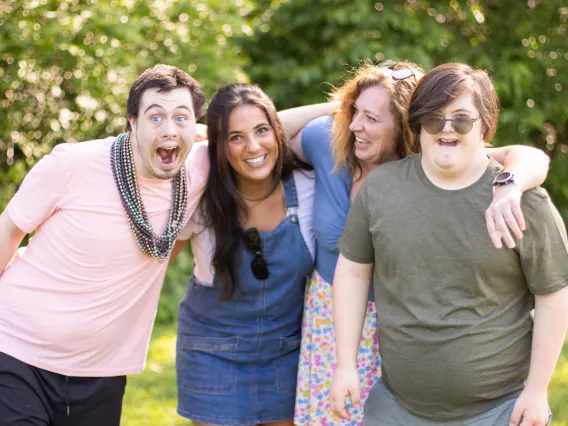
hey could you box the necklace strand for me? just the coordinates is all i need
[110,133,187,262]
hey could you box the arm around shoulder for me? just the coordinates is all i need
[279,102,339,161]
[485,145,550,191]
[484,145,550,249]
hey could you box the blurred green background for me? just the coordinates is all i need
[1,0,566,424]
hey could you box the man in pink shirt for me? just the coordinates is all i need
[0,64,209,425]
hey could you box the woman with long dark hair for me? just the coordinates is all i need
[174,83,322,426]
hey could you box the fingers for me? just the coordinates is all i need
[502,208,523,240]
[195,123,208,142]
[330,390,350,419]
[350,385,361,408]
[486,185,525,249]
[509,401,524,426]
[511,201,526,232]
[486,209,503,249]
[494,213,516,249]
[517,414,551,426]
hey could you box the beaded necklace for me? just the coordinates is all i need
[110,132,188,263]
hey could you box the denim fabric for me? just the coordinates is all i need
[176,174,313,425]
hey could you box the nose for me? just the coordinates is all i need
[162,118,179,139]
[349,111,363,132]
[247,134,262,151]
[441,119,453,132]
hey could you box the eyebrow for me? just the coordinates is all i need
[451,108,475,114]
[228,122,269,136]
[354,104,379,119]
[143,104,193,114]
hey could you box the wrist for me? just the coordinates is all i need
[336,360,357,370]
[524,379,549,395]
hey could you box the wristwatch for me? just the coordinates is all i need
[492,171,516,186]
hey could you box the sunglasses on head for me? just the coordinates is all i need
[421,116,479,135]
[245,228,269,280]
[379,60,417,81]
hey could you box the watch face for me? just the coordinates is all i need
[496,172,512,183]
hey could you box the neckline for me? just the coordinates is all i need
[414,154,496,195]
[243,173,297,236]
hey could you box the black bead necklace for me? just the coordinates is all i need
[110,133,187,263]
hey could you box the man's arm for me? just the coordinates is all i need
[485,145,550,249]
[330,254,373,420]
[509,286,568,426]
[0,211,26,276]
[278,102,339,161]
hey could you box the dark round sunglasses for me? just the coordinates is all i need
[245,228,269,280]
[421,116,479,135]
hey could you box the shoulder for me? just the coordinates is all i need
[301,116,333,149]
[185,141,210,188]
[303,115,333,133]
[366,155,418,186]
[520,187,568,249]
[522,187,559,219]
[53,136,114,156]
[37,137,115,172]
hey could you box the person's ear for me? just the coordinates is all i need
[128,116,137,132]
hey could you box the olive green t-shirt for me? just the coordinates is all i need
[338,154,568,421]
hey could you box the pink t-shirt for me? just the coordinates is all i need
[0,137,209,376]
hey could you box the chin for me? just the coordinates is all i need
[434,160,458,170]
[354,152,370,163]
[152,165,183,180]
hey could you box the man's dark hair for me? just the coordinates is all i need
[125,64,206,131]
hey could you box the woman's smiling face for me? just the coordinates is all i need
[226,104,279,189]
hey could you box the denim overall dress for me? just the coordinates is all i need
[177,174,314,425]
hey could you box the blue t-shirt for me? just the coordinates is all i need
[301,116,352,284]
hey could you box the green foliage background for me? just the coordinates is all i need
[1,1,567,422]
[3,0,567,321]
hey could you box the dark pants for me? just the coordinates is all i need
[0,351,126,426]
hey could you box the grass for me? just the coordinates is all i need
[122,325,568,426]
[122,325,189,425]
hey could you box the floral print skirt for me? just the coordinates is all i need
[294,270,381,425]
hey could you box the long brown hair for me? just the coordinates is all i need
[331,61,423,175]
[201,83,302,300]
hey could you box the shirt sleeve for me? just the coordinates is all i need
[300,116,333,167]
[183,141,210,229]
[178,204,206,241]
[337,180,375,264]
[518,187,568,295]
[6,144,71,233]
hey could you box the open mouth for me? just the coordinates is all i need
[156,146,180,166]
[438,138,458,147]
[244,154,267,167]
[355,137,371,146]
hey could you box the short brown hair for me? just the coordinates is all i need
[125,64,206,131]
[331,61,424,173]
[407,63,499,148]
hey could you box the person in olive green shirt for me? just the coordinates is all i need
[331,63,568,426]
